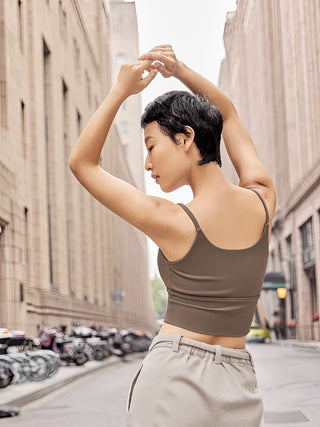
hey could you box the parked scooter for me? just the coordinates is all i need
[39,326,88,366]
[71,326,111,361]
[0,328,60,387]
[0,328,34,355]
[97,328,131,358]
[0,359,14,388]
[120,329,153,353]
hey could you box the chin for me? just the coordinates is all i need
[160,182,183,193]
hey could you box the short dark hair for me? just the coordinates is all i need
[140,90,223,167]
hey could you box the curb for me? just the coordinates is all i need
[0,351,148,408]
[274,339,320,351]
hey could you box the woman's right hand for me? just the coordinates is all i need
[138,45,182,79]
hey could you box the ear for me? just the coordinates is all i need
[181,126,195,152]
[174,126,195,152]
[184,126,195,142]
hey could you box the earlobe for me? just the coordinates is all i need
[184,125,195,143]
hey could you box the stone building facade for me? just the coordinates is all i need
[219,0,320,340]
[109,0,145,191]
[0,0,158,336]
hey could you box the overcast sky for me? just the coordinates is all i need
[124,0,237,277]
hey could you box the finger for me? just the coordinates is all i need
[152,63,166,76]
[138,52,168,66]
[151,44,173,49]
[141,69,159,87]
[137,59,154,69]
[138,48,172,59]
[139,45,172,55]
[139,50,175,62]
[139,59,154,65]
[147,46,171,52]
[138,49,169,60]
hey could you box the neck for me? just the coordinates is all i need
[189,161,231,199]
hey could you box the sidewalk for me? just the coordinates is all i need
[270,333,320,351]
[0,351,147,409]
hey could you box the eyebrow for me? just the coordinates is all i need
[144,136,154,145]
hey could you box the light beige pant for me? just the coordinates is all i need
[126,333,264,427]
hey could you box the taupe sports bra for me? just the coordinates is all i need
[157,188,270,337]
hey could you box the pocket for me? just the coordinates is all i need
[248,360,256,375]
[246,350,257,374]
[126,362,144,412]
[246,363,258,391]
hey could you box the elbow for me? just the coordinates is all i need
[68,157,78,172]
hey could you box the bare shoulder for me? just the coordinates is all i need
[145,196,189,246]
[242,184,276,221]
[241,183,276,242]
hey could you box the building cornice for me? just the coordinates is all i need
[275,160,320,223]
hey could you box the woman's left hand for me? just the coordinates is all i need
[113,59,159,98]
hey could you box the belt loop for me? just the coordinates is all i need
[172,334,183,352]
[214,345,223,364]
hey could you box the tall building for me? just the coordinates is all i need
[0,0,158,336]
[219,0,320,341]
[109,0,145,190]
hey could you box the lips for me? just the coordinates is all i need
[151,174,160,179]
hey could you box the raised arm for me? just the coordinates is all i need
[139,46,276,196]
[175,61,236,122]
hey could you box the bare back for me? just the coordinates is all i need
[157,183,274,349]
[158,184,273,264]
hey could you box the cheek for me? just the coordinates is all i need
[164,154,186,182]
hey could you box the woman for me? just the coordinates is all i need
[69,45,276,426]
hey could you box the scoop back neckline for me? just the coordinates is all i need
[158,222,269,265]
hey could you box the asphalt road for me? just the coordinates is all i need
[252,342,320,426]
[0,355,142,427]
[1,343,320,427]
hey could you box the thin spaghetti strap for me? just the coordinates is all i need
[248,188,269,225]
[177,203,201,231]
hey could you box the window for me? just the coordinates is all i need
[300,218,314,269]
[59,0,67,42]
[18,0,24,53]
[286,234,296,290]
[20,100,26,157]
[270,250,276,271]
[85,70,92,107]
[76,110,82,136]
[73,38,81,80]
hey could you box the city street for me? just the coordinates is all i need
[1,343,320,426]
[254,342,320,426]
[0,355,141,427]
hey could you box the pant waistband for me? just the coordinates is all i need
[148,333,254,366]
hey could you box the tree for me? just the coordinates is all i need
[151,274,168,319]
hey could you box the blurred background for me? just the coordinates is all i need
[1,0,319,343]
[1,0,320,424]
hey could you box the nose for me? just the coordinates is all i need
[145,154,152,172]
